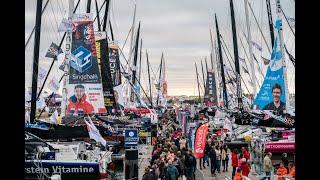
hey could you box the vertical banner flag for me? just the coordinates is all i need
[253,18,286,110]
[67,13,106,115]
[108,43,124,109]
[194,122,209,159]
[204,69,218,106]
[95,31,116,112]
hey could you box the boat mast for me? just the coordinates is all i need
[131,22,141,102]
[138,39,143,84]
[276,0,290,110]
[244,0,257,102]
[125,4,137,105]
[215,14,228,109]
[201,60,206,94]
[229,0,242,110]
[86,0,91,13]
[30,0,43,123]
[61,0,74,117]
[156,53,163,107]
[209,29,219,105]
[195,62,201,104]
[109,20,114,41]
[102,0,110,31]
[95,0,101,31]
[146,50,153,108]
[266,0,275,48]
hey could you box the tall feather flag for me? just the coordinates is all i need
[84,116,107,147]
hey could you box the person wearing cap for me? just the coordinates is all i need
[67,84,94,115]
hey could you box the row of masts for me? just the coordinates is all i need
[29,0,167,123]
[194,0,291,111]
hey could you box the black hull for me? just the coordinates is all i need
[25,123,111,140]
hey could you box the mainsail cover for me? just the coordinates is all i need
[204,69,218,106]
[253,18,286,110]
[67,14,106,115]
[95,31,116,112]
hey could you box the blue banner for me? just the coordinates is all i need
[124,129,138,147]
[25,161,100,174]
[253,19,286,110]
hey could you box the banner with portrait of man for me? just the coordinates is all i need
[253,18,286,114]
[66,13,106,115]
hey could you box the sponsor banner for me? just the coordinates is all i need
[138,130,151,137]
[95,31,116,111]
[204,69,218,106]
[108,43,122,86]
[113,85,125,109]
[194,123,209,159]
[124,129,138,147]
[45,42,63,58]
[25,161,99,174]
[48,77,60,93]
[67,13,105,114]
[253,18,286,110]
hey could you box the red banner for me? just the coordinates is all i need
[194,123,209,158]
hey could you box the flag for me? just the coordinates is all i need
[84,117,107,147]
[58,18,73,32]
[261,56,271,65]
[194,122,209,159]
[45,42,63,58]
[242,66,249,74]
[38,66,47,82]
[287,17,295,28]
[59,60,66,71]
[50,110,59,124]
[251,41,262,51]
[48,77,60,93]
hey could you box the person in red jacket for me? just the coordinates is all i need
[240,158,250,177]
[242,147,250,162]
[67,84,94,115]
[231,149,238,179]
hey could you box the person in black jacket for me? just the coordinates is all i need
[208,146,217,176]
[184,149,196,180]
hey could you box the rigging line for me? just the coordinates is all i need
[238,37,254,81]
[241,31,265,78]
[121,27,132,52]
[220,40,251,95]
[25,0,51,49]
[247,1,271,54]
[93,0,107,22]
[49,0,62,40]
[56,0,65,17]
[281,8,295,37]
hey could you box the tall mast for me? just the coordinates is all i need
[205,57,209,73]
[95,0,101,31]
[30,0,43,123]
[146,50,153,108]
[244,0,257,100]
[86,0,91,13]
[138,39,143,83]
[215,14,228,109]
[266,0,275,48]
[131,22,141,102]
[195,62,201,104]
[102,0,110,31]
[229,0,242,110]
[126,3,137,105]
[276,0,290,110]
[61,0,74,117]
[156,53,163,107]
[210,29,219,105]
[109,20,114,41]
[201,60,206,93]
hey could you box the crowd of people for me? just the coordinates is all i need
[141,109,295,180]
